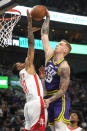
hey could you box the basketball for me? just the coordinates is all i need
[30,5,47,21]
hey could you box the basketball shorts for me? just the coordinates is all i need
[24,97,47,131]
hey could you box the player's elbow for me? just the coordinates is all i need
[61,85,69,95]
[41,33,46,39]
[41,34,49,43]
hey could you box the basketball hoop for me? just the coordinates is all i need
[0,9,21,47]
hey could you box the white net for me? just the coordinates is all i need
[0,9,21,47]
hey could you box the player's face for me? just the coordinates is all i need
[16,62,25,71]
[70,113,79,122]
[55,41,68,54]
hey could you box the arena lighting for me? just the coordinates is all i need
[0,76,8,88]
[6,38,87,55]
[19,37,87,55]
[7,5,87,26]
[0,0,12,7]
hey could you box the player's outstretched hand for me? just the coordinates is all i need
[44,99,50,108]
[39,65,45,79]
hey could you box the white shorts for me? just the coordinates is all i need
[24,98,47,130]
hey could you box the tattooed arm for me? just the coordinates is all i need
[25,10,35,69]
[41,9,54,62]
[44,62,70,108]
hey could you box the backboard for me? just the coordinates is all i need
[0,0,18,14]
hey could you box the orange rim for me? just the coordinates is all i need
[0,9,21,21]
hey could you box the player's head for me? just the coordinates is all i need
[12,62,25,76]
[69,112,82,126]
[54,39,72,56]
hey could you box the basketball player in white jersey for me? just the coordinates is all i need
[12,10,47,131]
[65,112,84,131]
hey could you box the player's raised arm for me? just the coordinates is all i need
[25,10,35,68]
[41,9,54,62]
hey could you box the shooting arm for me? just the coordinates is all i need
[41,10,53,61]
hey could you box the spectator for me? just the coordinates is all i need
[66,112,84,131]
[3,116,12,131]
[11,115,23,131]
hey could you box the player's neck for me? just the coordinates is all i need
[26,66,36,75]
[68,122,78,129]
[54,53,64,63]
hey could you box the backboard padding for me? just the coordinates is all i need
[0,0,17,14]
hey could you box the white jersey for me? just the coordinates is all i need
[19,68,47,130]
[19,68,44,102]
[66,125,82,131]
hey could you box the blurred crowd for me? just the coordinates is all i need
[41,0,87,16]
[68,79,87,124]
[0,86,25,131]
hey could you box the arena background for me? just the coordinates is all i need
[0,0,87,130]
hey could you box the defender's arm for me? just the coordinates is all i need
[25,10,35,68]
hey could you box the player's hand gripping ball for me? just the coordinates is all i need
[30,5,47,21]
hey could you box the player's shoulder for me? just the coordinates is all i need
[19,68,26,74]
[60,60,70,69]
[65,125,70,131]
[58,60,70,75]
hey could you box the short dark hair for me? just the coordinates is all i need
[12,64,19,76]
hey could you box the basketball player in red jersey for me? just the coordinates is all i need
[12,10,47,131]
